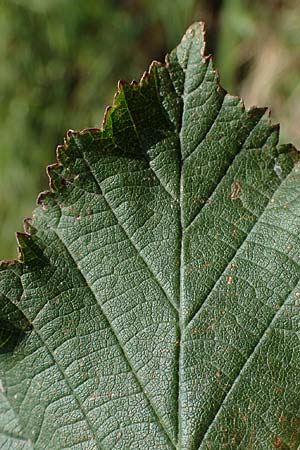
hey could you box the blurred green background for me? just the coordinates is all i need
[1,0,300,258]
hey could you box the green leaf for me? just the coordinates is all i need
[0,22,300,449]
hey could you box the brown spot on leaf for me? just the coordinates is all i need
[274,436,282,448]
[230,180,241,200]
[227,276,233,285]
[192,195,212,205]
[291,417,300,427]
[275,385,284,395]
[230,262,236,271]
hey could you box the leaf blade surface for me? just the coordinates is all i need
[0,22,299,450]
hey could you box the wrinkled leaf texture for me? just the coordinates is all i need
[0,22,300,450]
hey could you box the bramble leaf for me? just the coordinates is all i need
[0,22,300,449]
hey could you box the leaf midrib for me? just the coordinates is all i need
[174,47,294,448]
[70,76,293,450]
